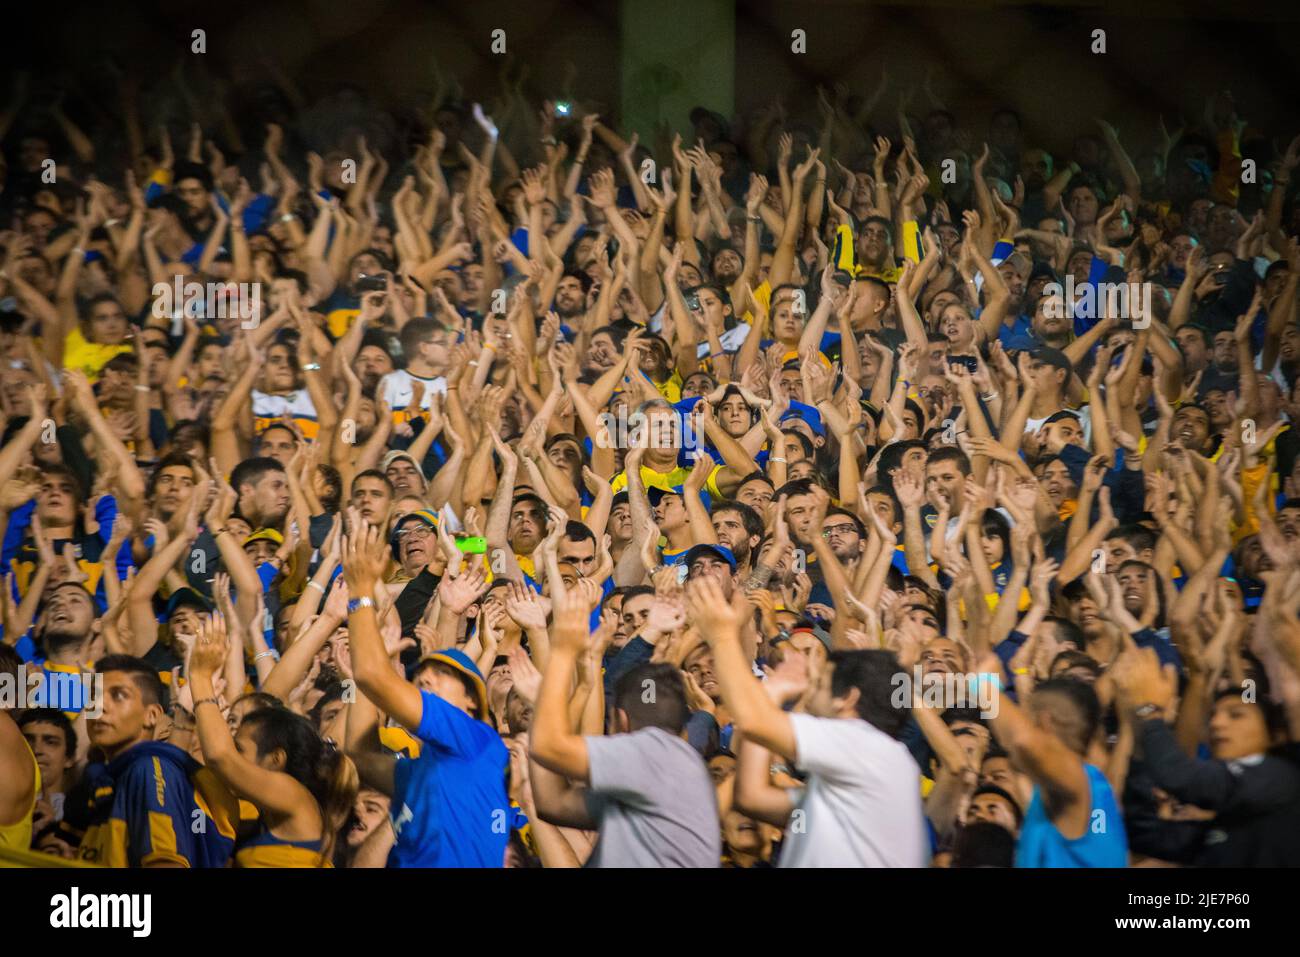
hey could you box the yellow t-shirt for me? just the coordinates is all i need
[610,462,724,500]
[63,328,132,383]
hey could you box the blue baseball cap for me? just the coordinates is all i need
[780,401,826,438]
[684,542,737,572]
[418,648,489,720]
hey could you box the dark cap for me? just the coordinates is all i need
[1029,346,1073,375]
[164,587,213,619]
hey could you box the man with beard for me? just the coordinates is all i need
[553,268,591,323]
[1018,290,1074,352]
[31,582,98,717]
[710,501,763,577]
[339,785,392,868]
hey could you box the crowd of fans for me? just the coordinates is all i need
[1,55,1299,868]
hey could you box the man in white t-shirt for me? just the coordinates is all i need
[686,578,929,867]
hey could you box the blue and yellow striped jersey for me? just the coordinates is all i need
[77,741,237,868]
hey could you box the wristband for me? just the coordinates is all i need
[193,697,220,711]
[104,218,122,228]
[302,362,321,372]
[980,391,999,401]
[280,213,297,223]
[306,579,327,593]
[134,385,151,392]
[770,456,787,463]
[347,596,375,614]
[1134,703,1164,719]
[254,649,280,663]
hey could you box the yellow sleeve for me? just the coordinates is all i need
[1237,461,1272,543]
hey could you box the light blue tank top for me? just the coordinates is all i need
[1015,763,1128,867]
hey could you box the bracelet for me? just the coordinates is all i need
[980,392,999,401]
[302,362,321,372]
[306,579,327,593]
[254,649,280,663]
[134,385,151,392]
[193,697,220,711]
[1012,667,1030,676]
[770,456,787,463]
[104,218,121,228]
[483,342,498,352]
[467,360,480,368]
[280,213,297,223]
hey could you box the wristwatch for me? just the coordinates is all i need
[347,596,375,614]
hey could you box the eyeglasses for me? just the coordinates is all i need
[822,524,858,539]
[397,525,433,540]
